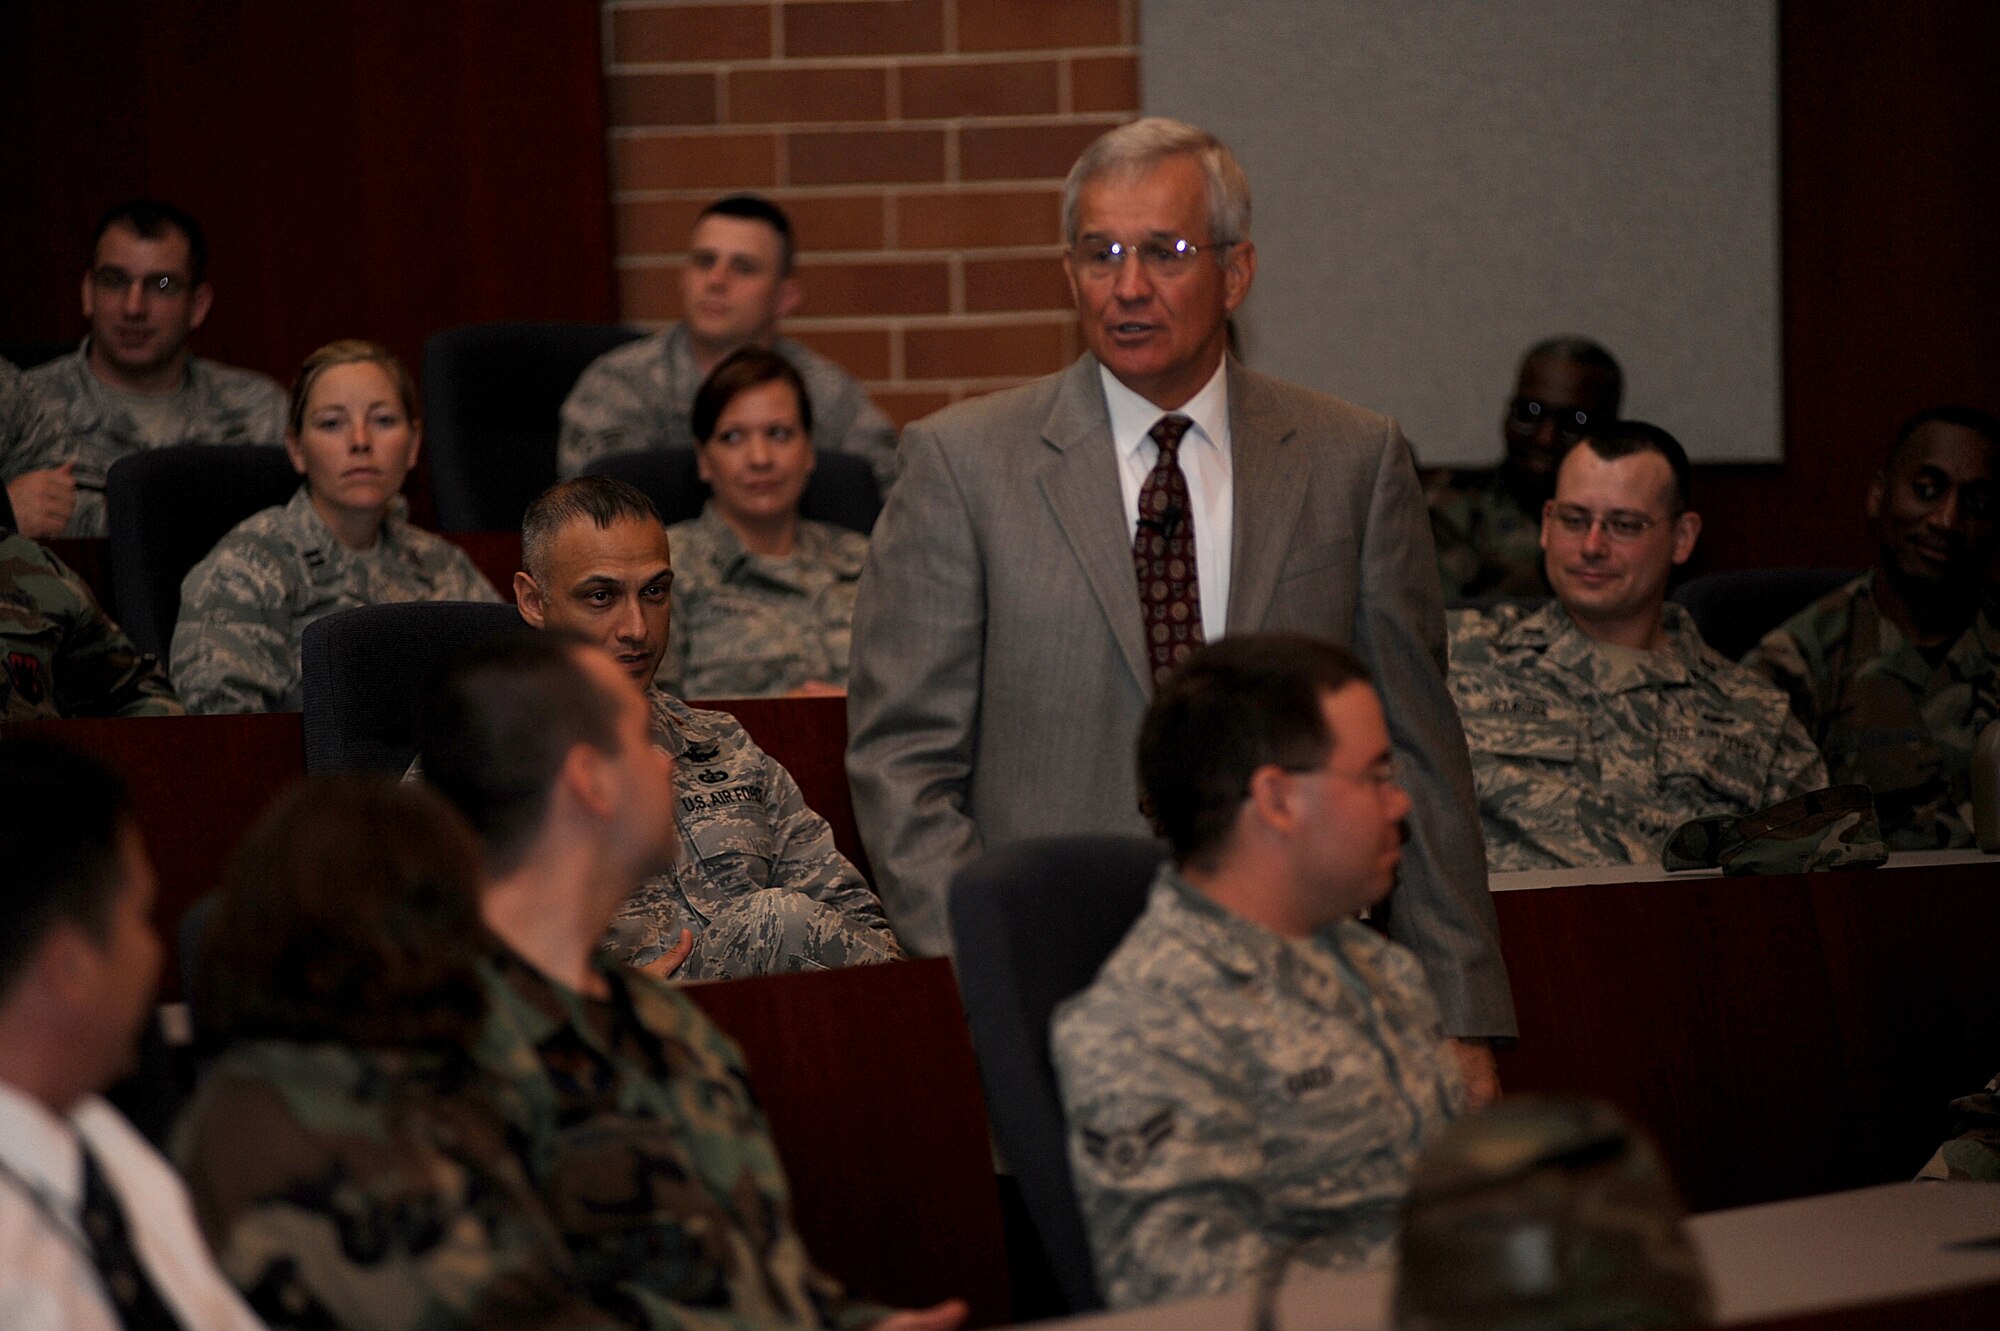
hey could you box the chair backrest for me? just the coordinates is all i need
[948,833,1168,1314]
[585,446,883,536]
[105,445,303,658]
[301,600,530,775]
[423,321,644,532]
[0,477,14,531]
[1670,567,1857,661]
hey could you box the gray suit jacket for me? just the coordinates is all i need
[847,354,1515,1036]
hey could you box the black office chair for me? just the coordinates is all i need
[1670,567,1856,661]
[948,834,1169,1315]
[0,339,74,370]
[422,321,644,532]
[584,445,884,536]
[300,600,529,775]
[105,445,303,658]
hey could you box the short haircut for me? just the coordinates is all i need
[1885,404,2000,471]
[0,739,131,1000]
[194,775,489,1049]
[520,476,664,585]
[1063,117,1251,250]
[93,198,207,286]
[690,346,814,445]
[287,338,419,439]
[1521,336,1625,417]
[418,631,624,875]
[1573,420,1693,516]
[1138,634,1370,869]
[695,193,796,276]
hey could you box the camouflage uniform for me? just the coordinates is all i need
[616,689,901,978]
[661,503,866,698]
[1449,601,1829,871]
[1917,1068,2000,1181]
[1424,469,1549,600]
[1743,570,2000,849]
[1,529,183,720]
[1051,866,1465,1310]
[15,339,285,536]
[557,326,900,490]
[0,356,69,497]
[477,946,891,1329]
[175,1041,627,1331]
[170,486,501,714]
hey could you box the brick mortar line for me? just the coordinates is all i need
[615,171,1087,194]
[790,313,1080,330]
[614,182,1070,201]
[615,245,1065,266]
[609,112,1132,137]
[606,48,1137,76]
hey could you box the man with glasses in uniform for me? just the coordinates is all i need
[1448,421,1825,870]
[7,200,285,537]
[1427,337,1624,598]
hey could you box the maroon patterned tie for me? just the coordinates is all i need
[1133,414,1203,687]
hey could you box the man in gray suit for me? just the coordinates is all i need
[846,118,1514,1098]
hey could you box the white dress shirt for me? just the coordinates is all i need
[0,1079,265,1331]
[1101,359,1234,641]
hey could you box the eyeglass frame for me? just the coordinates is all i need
[1066,235,1236,281]
[1543,502,1666,544]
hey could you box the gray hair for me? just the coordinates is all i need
[1062,117,1252,249]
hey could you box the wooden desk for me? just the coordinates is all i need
[696,693,872,879]
[1491,855,2000,1211]
[1040,1183,2000,1331]
[689,957,1009,1326]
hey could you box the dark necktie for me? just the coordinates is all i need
[78,1146,186,1331]
[1133,414,1204,687]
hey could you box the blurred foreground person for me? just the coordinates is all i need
[1392,1097,1712,1330]
[418,632,964,1331]
[0,738,261,1329]
[177,776,608,1329]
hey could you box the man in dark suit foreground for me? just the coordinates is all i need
[847,117,1514,1101]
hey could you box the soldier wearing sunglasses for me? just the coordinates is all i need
[1448,422,1825,870]
[7,199,284,538]
[1427,337,1623,599]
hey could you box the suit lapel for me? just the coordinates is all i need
[1225,362,1308,631]
[1037,356,1153,695]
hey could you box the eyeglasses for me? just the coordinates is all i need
[1067,237,1229,281]
[91,266,192,298]
[1508,396,1597,442]
[1547,504,1659,543]
[1281,755,1401,792]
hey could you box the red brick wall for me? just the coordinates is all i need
[601,0,1138,426]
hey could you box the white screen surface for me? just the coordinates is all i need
[1142,0,1780,465]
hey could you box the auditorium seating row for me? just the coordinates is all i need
[7,693,1997,1321]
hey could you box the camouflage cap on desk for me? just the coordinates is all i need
[1393,1096,1713,1331]
[1661,783,1888,875]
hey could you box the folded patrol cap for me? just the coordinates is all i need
[1660,783,1887,875]
[1393,1096,1713,1330]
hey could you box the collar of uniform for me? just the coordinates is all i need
[686,501,858,589]
[1098,357,1231,469]
[1153,862,1377,987]
[66,336,221,429]
[479,943,639,1054]
[646,684,726,759]
[281,484,412,583]
[1505,599,1699,692]
[1856,568,2000,691]
[0,1077,85,1221]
